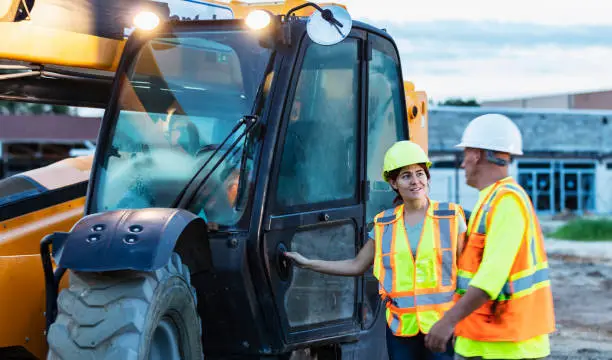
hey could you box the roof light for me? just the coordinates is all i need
[134,11,160,31]
[246,10,272,30]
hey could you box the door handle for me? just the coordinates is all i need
[276,242,291,281]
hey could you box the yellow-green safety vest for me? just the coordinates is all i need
[372,200,463,336]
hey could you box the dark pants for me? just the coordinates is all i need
[386,326,454,360]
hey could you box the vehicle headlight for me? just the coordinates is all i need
[245,10,272,30]
[133,11,161,31]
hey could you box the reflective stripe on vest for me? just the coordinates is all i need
[456,182,550,300]
[373,201,459,336]
[454,179,556,341]
[388,291,456,308]
[378,207,396,293]
[377,202,455,297]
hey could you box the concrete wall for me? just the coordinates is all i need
[429,164,519,207]
[481,90,612,111]
[480,99,525,108]
[482,95,571,109]
[525,95,572,109]
[574,91,612,110]
[429,168,479,211]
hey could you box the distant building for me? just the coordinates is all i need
[481,89,612,110]
[427,106,612,216]
[0,115,100,177]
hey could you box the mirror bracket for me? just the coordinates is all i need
[279,3,353,47]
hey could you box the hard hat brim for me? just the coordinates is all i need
[382,161,432,181]
[454,142,523,155]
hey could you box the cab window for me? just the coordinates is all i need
[276,39,359,209]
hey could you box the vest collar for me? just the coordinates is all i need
[392,198,437,221]
[479,176,515,195]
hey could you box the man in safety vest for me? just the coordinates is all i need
[424,114,556,359]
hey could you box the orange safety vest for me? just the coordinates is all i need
[372,200,463,337]
[454,178,556,342]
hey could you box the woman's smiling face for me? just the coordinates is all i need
[389,164,429,201]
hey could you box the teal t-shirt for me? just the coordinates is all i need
[368,219,424,253]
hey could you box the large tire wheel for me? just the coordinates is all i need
[46,253,203,360]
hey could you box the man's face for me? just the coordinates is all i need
[461,148,481,188]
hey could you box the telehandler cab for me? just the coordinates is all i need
[0,1,430,358]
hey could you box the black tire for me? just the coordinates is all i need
[46,253,203,360]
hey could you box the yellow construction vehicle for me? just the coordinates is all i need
[0,155,91,359]
[0,1,429,359]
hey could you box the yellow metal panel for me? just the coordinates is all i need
[0,22,124,71]
[0,1,345,70]
[0,0,19,21]
[0,197,85,256]
[405,81,429,154]
[0,198,83,358]
[0,255,69,359]
[229,0,346,18]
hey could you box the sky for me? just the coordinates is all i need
[79,0,612,117]
[332,0,612,102]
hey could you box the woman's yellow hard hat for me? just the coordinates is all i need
[382,140,431,181]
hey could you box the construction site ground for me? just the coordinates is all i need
[545,236,612,360]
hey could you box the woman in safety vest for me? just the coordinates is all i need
[285,140,467,360]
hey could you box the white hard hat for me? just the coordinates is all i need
[455,113,523,155]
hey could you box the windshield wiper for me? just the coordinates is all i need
[170,115,259,209]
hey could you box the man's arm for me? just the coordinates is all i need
[434,285,491,326]
[426,193,527,351]
[467,193,526,300]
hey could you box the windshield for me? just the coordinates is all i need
[91,28,272,228]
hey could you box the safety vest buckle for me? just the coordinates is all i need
[381,294,397,307]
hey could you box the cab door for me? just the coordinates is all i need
[262,32,367,344]
[361,33,411,329]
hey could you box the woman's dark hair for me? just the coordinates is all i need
[387,163,430,205]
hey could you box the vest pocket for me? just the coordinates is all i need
[460,233,486,272]
[415,256,437,288]
[473,299,511,320]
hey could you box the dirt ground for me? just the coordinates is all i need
[547,239,612,360]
